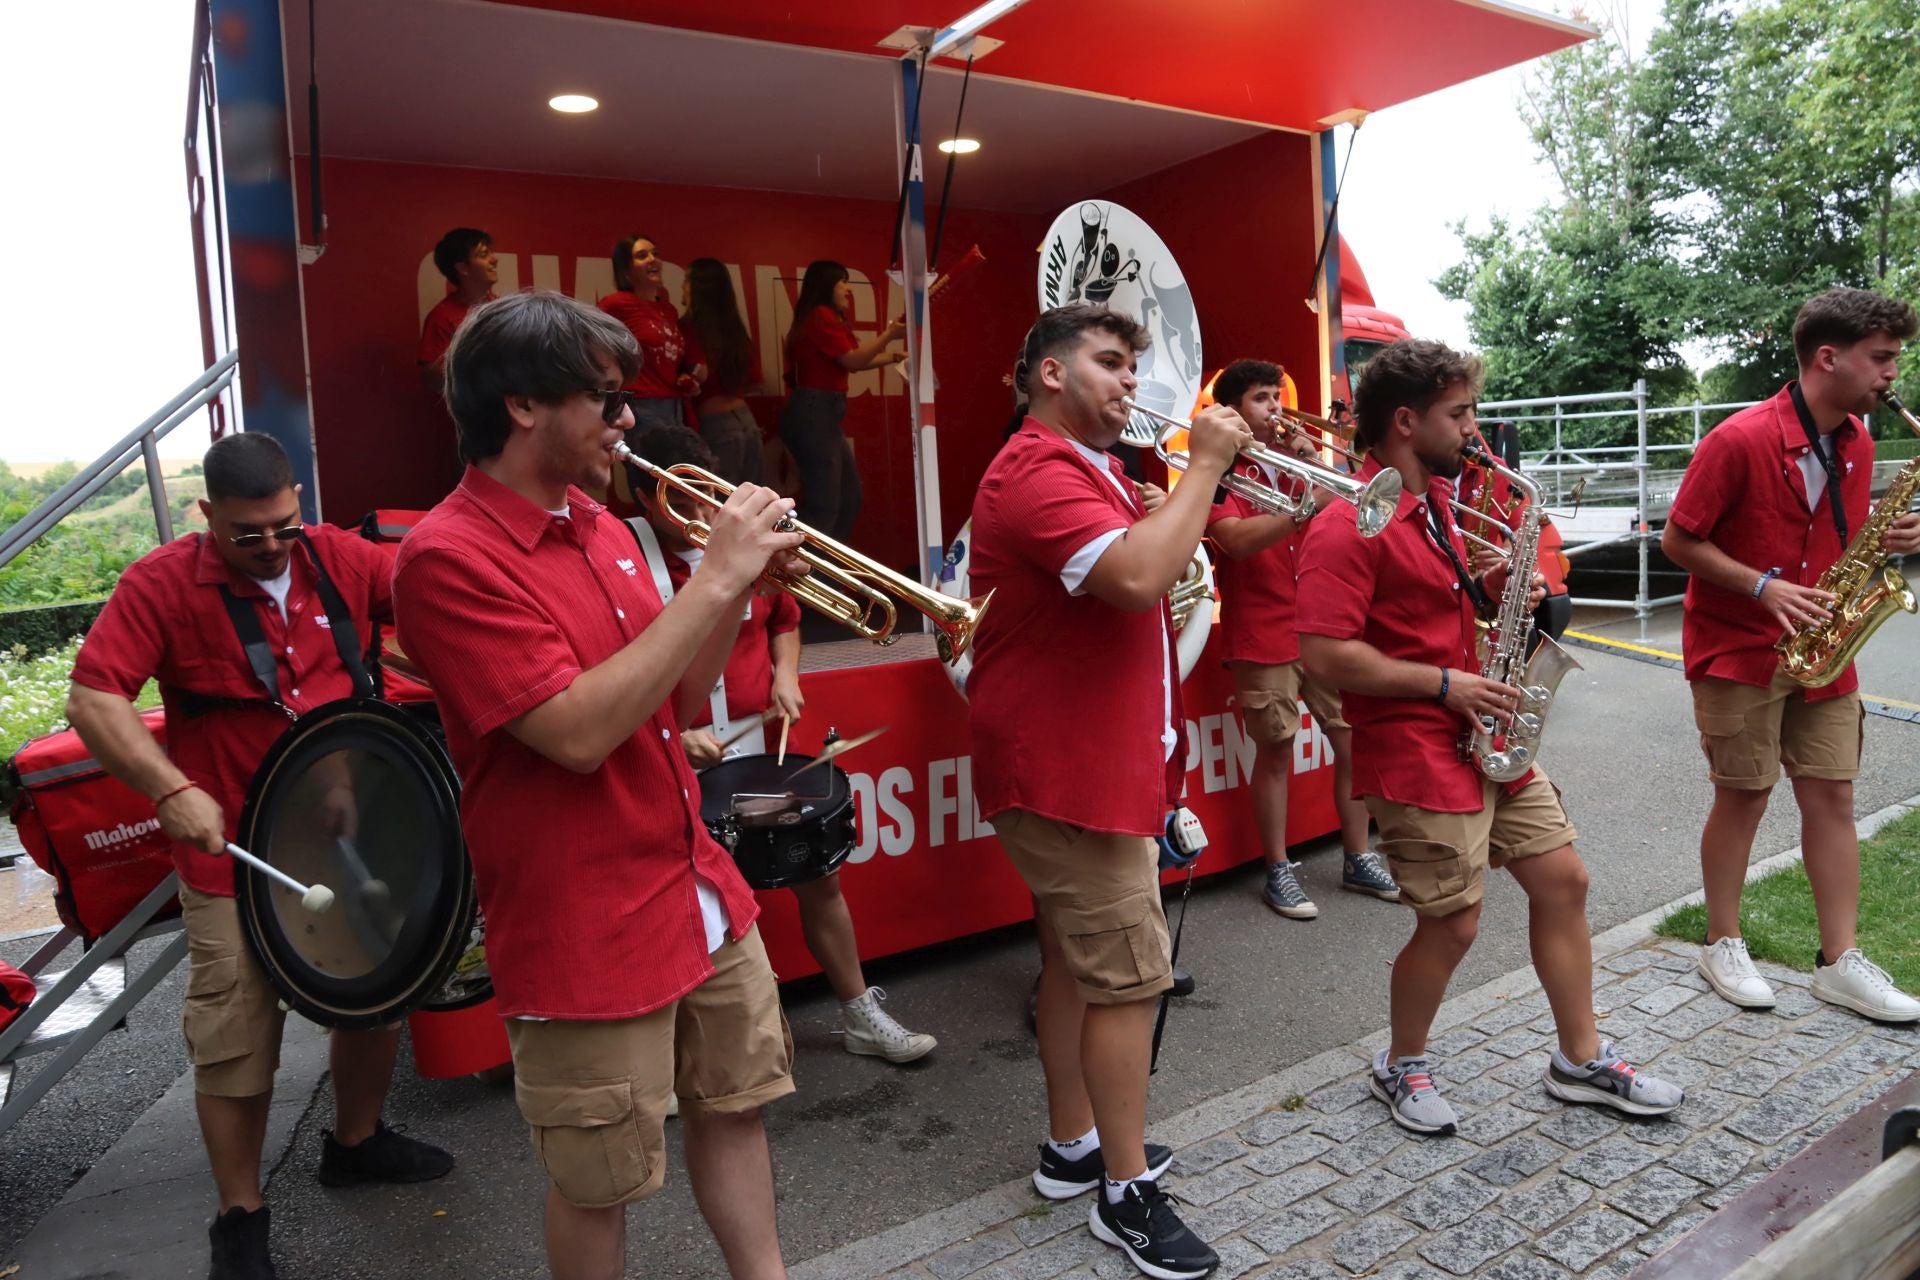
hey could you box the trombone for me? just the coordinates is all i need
[611,442,992,664]
[1124,399,1402,537]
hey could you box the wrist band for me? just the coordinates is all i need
[154,780,199,809]
[1437,667,1451,702]
[1753,567,1781,598]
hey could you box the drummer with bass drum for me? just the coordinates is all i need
[393,291,803,1280]
[627,424,937,1065]
[65,432,453,1280]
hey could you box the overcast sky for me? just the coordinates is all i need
[0,0,1657,466]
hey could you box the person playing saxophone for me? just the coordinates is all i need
[1298,339,1683,1135]
[1663,287,1920,1021]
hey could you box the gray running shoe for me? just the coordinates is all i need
[1543,1040,1683,1116]
[1370,1049,1458,1135]
[1262,862,1319,919]
[1341,852,1401,901]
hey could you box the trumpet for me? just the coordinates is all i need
[1124,399,1402,537]
[611,442,992,664]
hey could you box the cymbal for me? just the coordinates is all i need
[783,725,890,784]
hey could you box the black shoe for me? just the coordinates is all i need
[317,1120,454,1187]
[208,1204,276,1280]
[1088,1179,1218,1279]
[1169,967,1196,998]
[1032,1140,1174,1200]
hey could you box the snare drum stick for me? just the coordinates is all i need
[775,714,791,766]
[224,842,335,914]
[717,713,768,752]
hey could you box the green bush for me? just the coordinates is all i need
[0,601,105,655]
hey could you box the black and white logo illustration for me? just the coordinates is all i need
[1038,200,1201,447]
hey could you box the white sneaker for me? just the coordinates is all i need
[1811,948,1920,1023]
[1700,937,1776,1009]
[841,987,938,1063]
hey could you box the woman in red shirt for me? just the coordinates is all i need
[779,260,905,540]
[599,233,700,432]
[680,257,765,486]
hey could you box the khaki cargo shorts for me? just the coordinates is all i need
[179,884,288,1098]
[1230,661,1349,747]
[1364,770,1577,919]
[505,926,795,1210]
[1692,671,1863,790]
[992,809,1173,1005]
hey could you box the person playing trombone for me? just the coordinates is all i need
[968,304,1248,1280]
[1203,359,1398,919]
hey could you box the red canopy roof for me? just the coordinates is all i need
[497,0,1590,133]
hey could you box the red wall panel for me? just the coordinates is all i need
[296,157,1043,568]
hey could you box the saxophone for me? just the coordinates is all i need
[1450,444,1583,781]
[1776,390,1920,687]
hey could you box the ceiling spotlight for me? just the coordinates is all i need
[938,138,981,155]
[548,94,599,114]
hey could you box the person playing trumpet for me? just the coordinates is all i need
[1298,338,1682,1135]
[630,425,939,1065]
[969,304,1248,1279]
[1204,359,1397,919]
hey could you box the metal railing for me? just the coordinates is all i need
[1476,381,1768,637]
[0,350,239,573]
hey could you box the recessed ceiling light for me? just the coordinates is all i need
[938,138,981,155]
[549,94,599,114]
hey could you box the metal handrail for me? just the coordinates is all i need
[0,350,239,572]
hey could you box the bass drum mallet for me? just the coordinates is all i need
[224,841,335,914]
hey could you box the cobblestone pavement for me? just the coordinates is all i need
[795,933,1919,1280]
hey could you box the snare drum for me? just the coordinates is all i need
[697,753,858,890]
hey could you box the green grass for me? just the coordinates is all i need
[1656,808,1920,991]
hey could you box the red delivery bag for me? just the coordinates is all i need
[0,960,34,1033]
[7,710,179,942]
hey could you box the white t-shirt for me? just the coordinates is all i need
[1059,439,1177,762]
[256,565,293,623]
[1798,434,1836,511]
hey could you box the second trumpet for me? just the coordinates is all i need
[611,442,991,664]
[1123,399,1401,537]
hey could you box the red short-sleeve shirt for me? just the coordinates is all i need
[1207,460,1303,666]
[392,468,761,1020]
[789,306,858,393]
[418,293,491,369]
[678,320,759,401]
[69,526,394,895]
[598,292,692,399]
[1295,461,1493,813]
[1667,384,1872,699]
[968,423,1184,836]
[663,557,801,725]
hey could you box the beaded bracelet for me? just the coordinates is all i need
[153,780,199,809]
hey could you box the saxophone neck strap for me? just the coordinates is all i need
[1426,493,1496,616]
[1790,380,1850,547]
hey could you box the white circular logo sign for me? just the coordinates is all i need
[1037,200,1202,447]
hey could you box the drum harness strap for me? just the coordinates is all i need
[625,518,736,744]
[180,532,379,720]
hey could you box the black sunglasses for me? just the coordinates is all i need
[226,522,303,549]
[586,389,635,425]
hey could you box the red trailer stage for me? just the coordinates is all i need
[189,0,1589,987]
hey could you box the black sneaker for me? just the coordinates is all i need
[1033,1140,1174,1200]
[208,1204,276,1280]
[1088,1179,1219,1279]
[317,1120,455,1187]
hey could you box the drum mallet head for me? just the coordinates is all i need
[224,841,335,915]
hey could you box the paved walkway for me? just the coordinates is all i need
[794,803,1920,1280]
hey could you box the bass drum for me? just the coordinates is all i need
[234,698,480,1029]
[935,518,1213,698]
